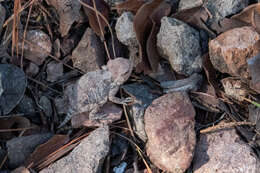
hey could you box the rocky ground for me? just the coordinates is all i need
[0,0,260,173]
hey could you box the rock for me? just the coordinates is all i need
[221,77,247,101]
[0,64,27,115]
[104,0,124,7]
[40,126,110,173]
[16,95,35,114]
[178,0,203,11]
[113,162,127,173]
[39,96,53,118]
[193,126,260,173]
[115,12,138,47]
[7,133,53,169]
[18,30,52,65]
[161,73,203,93]
[54,96,69,115]
[46,61,63,82]
[248,105,260,131]
[0,4,6,35]
[48,0,81,36]
[209,26,260,79]
[122,83,160,142]
[157,17,202,76]
[148,61,176,83]
[248,54,260,93]
[204,0,249,24]
[11,167,30,173]
[145,92,196,173]
[71,102,123,128]
[25,62,39,77]
[71,28,105,72]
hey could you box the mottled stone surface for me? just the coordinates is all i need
[145,92,196,173]
[178,0,203,11]
[46,61,63,82]
[40,126,110,173]
[25,62,39,77]
[209,26,260,79]
[18,30,52,65]
[221,77,247,101]
[157,17,202,76]
[71,28,105,72]
[116,12,138,47]
[193,127,260,173]
[204,0,249,24]
[248,54,260,93]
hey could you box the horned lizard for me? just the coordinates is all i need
[58,58,133,128]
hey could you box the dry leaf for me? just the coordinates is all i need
[172,6,216,37]
[133,0,164,73]
[253,10,260,33]
[114,0,146,14]
[231,3,260,24]
[210,18,248,34]
[82,0,110,37]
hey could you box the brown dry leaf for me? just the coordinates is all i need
[210,18,248,34]
[25,135,69,170]
[114,0,146,14]
[231,3,260,24]
[253,10,260,33]
[133,0,163,73]
[146,2,171,71]
[172,6,216,37]
[0,117,31,140]
[82,0,110,37]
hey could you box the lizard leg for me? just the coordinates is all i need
[108,84,132,105]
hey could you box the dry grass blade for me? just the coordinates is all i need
[200,121,254,134]
[112,132,152,173]
[12,0,21,59]
[80,0,116,59]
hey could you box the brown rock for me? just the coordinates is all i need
[193,126,260,173]
[221,77,247,101]
[18,30,52,65]
[248,54,260,93]
[209,26,260,79]
[71,28,105,72]
[144,92,196,173]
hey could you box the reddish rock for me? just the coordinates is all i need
[209,26,260,79]
[71,28,105,72]
[144,92,196,173]
[193,126,260,173]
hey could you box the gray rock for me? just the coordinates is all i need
[178,0,203,11]
[39,96,53,117]
[16,95,35,114]
[248,105,260,132]
[204,0,249,24]
[46,61,63,82]
[7,133,53,169]
[122,83,160,142]
[0,4,6,35]
[157,17,202,76]
[193,126,260,173]
[40,126,110,173]
[54,96,69,115]
[18,30,52,65]
[104,0,124,7]
[115,12,138,47]
[25,62,39,77]
[71,28,105,73]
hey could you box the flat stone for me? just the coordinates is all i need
[7,133,53,169]
[221,77,247,101]
[46,61,63,82]
[39,96,53,118]
[204,0,249,24]
[157,17,202,76]
[40,126,110,173]
[25,62,39,77]
[115,12,138,47]
[71,28,105,72]
[145,92,196,173]
[178,0,203,11]
[18,30,52,65]
[0,4,6,35]
[16,95,35,114]
[71,102,122,128]
[209,26,260,79]
[248,54,260,93]
[193,126,260,173]
[122,83,160,142]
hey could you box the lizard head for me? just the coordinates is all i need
[107,57,133,85]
